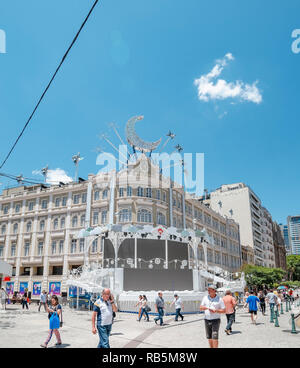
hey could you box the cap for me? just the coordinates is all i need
[207,284,217,290]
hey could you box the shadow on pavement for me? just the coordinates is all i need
[111,332,124,336]
[229,331,242,335]
[281,330,300,334]
[49,343,71,348]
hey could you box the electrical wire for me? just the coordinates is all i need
[0,0,99,170]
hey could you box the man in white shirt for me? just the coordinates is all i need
[171,294,184,321]
[38,291,47,312]
[200,284,226,348]
[92,288,118,348]
[0,288,8,310]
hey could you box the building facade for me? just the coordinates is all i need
[0,155,242,298]
[205,183,275,268]
[279,223,291,255]
[272,222,287,270]
[287,215,300,255]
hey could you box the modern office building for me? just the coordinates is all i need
[203,183,275,268]
[0,155,242,298]
[287,216,300,255]
[279,224,291,255]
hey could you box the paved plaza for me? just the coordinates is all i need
[0,303,299,348]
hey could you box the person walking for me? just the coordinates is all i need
[243,292,250,310]
[223,289,237,335]
[266,289,278,314]
[246,291,260,325]
[200,284,226,348]
[138,295,150,322]
[171,294,184,321]
[135,295,143,321]
[0,287,8,310]
[40,295,63,348]
[92,288,118,348]
[21,291,29,310]
[154,291,165,326]
[258,291,266,315]
[38,291,47,312]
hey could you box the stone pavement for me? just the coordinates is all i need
[0,304,299,348]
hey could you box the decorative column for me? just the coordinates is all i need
[169,187,173,227]
[165,238,168,269]
[134,236,137,268]
[15,199,26,289]
[62,190,72,292]
[42,194,53,291]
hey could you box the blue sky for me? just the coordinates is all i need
[0,0,299,224]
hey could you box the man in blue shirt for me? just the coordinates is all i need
[246,291,260,325]
[92,288,118,348]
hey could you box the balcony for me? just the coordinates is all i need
[49,255,64,265]
[67,253,84,263]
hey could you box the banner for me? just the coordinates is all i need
[32,282,42,296]
[69,286,84,297]
[6,282,14,295]
[49,282,61,295]
[19,282,28,295]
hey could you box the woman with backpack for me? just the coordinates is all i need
[40,295,63,348]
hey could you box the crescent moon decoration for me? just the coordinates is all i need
[125,116,161,153]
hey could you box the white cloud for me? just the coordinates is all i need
[33,168,73,185]
[194,53,262,104]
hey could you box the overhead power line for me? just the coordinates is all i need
[0,0,99,170]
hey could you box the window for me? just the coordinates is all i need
[163,191,167,202]
[79,239,85,253]
[41,200,48,209]
[157,212,166,226]
[62,197,67,206]
[93,212,99,225]
[94,191,100,201]
[28,202,34,211]
[119,209,132,223]
[73,194,80,204]
[71,240,77,254]
[3,205,9,215]
[81,215,85,227]
[52,266,63,275]
[53,218,59,230]
[137,187,144,197]
[37,266,43,275]
[1,225,6,235]
[146,188,152,198]
[38,242,43,256]
[15,204,21,213]
[101,211,107,224]
[119,188,124,197]
[24,242,30,256]
[82,193,87,204]
[39,220,45,232]
[102,189,108,199]
[0,246,3,257]
[60,217,65,229]
[26,222,32,233]
[127,187,132,197]
[11,244,16,257]
[55,198,60,207]
[92,239,97,253]
[59,240,64,254]
[72,216,78,228]
[137,209,152,223]
[51,241,57,255]
[13,223,18,234]
[156,190,161,200]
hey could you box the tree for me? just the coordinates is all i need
[286,255,300,281]
[241,264,285,289]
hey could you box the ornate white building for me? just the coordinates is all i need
[0,155,242,297]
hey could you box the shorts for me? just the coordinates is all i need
[249,310,257,315]
[204,319,221,340]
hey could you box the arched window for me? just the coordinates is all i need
[157,212,166,226]
[26,221,32,233]
[72,216,78,228]
[39,220,45,232]
[127,187,132,197]
[102,189,108,199]
[13,223,18,234]
[137,187,144,197]
[119,209,132,223]
[1,224,6,235]
[137,209,152,223]
[52,218,58,230]
[94,191,100,201]
[60,217,65,229]
[81,215,85,227]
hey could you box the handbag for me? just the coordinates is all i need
[145,305,151,312]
